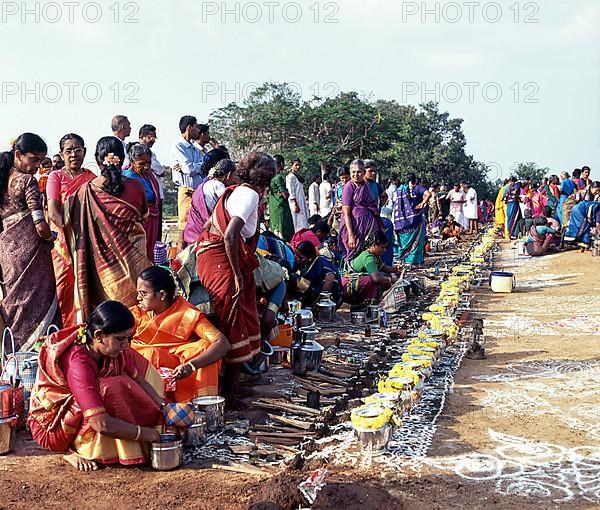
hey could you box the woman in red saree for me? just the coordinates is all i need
[28,301,164,471]
[123,143,161,262]
[196,152,276,407]
[130,266,230,401]
[64,137,152,323]
[47,134,96,327]
[0,133,61,351]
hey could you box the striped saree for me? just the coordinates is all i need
[64,181,151,322]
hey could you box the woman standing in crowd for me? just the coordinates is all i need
[557,171,576,227]
[184,153,234,244]
[64,137,151,322]
[394,173,430,268]
[47,134,96,327]
[267,155,294,242]
[339,159,383,261]
[130,266,230,401]
[0,133,61,351]
[123,143,161,262]
[28,301,163,471]
[503,177,523,238]
[494,180,509,237]
[546,175,561,217]
[196,152,276,408]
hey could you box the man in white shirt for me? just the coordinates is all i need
[286,158,310,231]
[111,115,131,165]
[171,115,205,247]
[139,124,165,238]
[447,183,467,229]
[462,182,479,234]
[308,175,321,217]
[319,173,333,217]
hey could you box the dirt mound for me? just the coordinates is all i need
[313,481,404,510]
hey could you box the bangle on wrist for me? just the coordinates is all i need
[186,362,196,372]
[134,425,141,441]
[266,302,279,314]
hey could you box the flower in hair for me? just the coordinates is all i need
[103,153,121,166]
[8,137,16,149]
[76,326,87,344]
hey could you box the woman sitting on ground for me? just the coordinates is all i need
[28,301,164,471]
[342,231,401,304]
[441,214,464,240]
[290,219,331,250]
[564,182,600,252]
[130,266,230,401]
[525,217,558,257]
[291,241,343,308]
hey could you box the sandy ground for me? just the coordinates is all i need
[1,241,599,509]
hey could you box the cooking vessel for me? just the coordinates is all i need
[270,347,289,365]
[192,396,225,432]
[184,423,205,446]
[151,434,182,471]
[350,311,366,325]
[288,300,302,314]
[294,309,314,329]
[366,305,380,323]
[300,326,319,342]
[353,423,392,452]
[291,340,324,376]
[314,294,336,322]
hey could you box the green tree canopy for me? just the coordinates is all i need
[513,162,550,184]
[209,82,496,197]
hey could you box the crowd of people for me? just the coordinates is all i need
[493,170,600,256]
[1,114,596,471]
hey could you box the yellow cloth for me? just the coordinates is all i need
[130,296,222,401]
[178,186,194,231]
[494,184,509,239]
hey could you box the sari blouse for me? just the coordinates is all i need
[59,344,139,419]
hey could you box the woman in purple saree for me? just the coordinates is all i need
[339,159,383,261]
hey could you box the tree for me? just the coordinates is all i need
[209,83,494,195]
[513,162,550,184]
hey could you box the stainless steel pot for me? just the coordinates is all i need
[300,326,319,342]
[315,297,336,322]
[151,434,182,471]
[184,423,205,446]
[366,305,379,322]
[270,347,289,365]
[192,396,225,432]
[291,340,324,376]
[288,300,302,314]
[353,423,392,452]
[294,309,314,329]
[350,311,366,325]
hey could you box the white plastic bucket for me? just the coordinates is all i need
[489,271,516,293]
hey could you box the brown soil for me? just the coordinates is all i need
[1,242,599,510]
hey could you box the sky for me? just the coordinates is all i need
[0,0,598,180]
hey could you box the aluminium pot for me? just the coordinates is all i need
[291,340,324,376]
[350,311,366,326]
[192,396,225,432]
[151,434,182,471]
[353,423,392,453]
[315,297,336,322]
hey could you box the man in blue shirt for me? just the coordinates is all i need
[171,115,205,247]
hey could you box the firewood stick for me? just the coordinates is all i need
[268,414,312,430]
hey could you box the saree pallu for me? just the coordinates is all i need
[184,180,210,245]
[28,326,163,464]
[143,173,161,263]
[564,201,600,249]
[196,186,261,364]
[531,189,548,218]
[64,183,151,322]
[397,216,427,265]
[494,185,508,237]
[130,296,221,400]
[0,211,61,351]
[52,171,96,327]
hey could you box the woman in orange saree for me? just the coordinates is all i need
[196,152,276,407]
[47,134,96,327]
[28,301,164,471]
[63,137,151,322]
[130,266,230,401]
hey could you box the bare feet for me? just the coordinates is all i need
[63,453,98,472]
